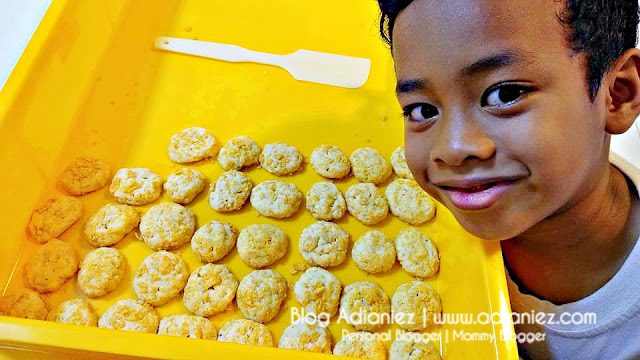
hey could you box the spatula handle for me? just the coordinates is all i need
[155,37,282,66]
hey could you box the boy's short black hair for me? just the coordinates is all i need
[378,0,639,100]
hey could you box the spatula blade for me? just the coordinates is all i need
[284,50,371,88]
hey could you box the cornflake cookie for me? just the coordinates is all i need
[385,179,436,225]
[310,144,350,179]
[109,168,163,206]
[390,339,441,360]
[168,127,218,163]
[163,168,206,204]
[259,142,303,176]
[0,289,48,320]
[218,319,274,347]
[395,229,440,278]
[236,269,287,324]
[46,298,97,326]
[392,281,442,331]
[191,221,238,263]
[78,247,126,298]
[350,147,392,185]
[139,202,196,251]
[340,281,390,332]
[218,135,261,171]
[333,332,386,360]
[390,146,414,179]
[294,267,342,316]
[237,224,288,268]
[183,264,239,317]
[98,299,159,333]
[352,231,396,274]
[59,157,111,195]
[305,182,346,221]
[250,180,303,218]
[299,221,349,268]
[345,183,389,225]
[278,322,332,353]
[133,251,189,306]
[28,196,83,244]
[84,203,140,247]
[209,170,252,212]
[158,314,217,339]
[25,239,78,293]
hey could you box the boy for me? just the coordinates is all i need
[377,0,640,358]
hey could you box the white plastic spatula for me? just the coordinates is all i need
[154,36,371,88]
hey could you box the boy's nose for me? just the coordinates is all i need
[429,112,496,166]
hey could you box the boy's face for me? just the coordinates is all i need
[393,0,611,240]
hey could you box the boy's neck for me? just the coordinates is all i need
[502,163,640,305]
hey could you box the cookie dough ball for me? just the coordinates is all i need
[294,267,342,316]
[237,224,288,268]
[28,196,83,244]
[250,180,303,218]
[333,332,386,360]
[133,251,189,306]
[390,339,440,360]
[78,247,126,298]
[163,168,206,204]
[306,182,346,221]
[392,281,442,331]
[217,319,274,347]
[278,322,332,353]
[168,127,218,163]
[236,269,287,324]
[98,299,159,333]
[350,147,392,185]
[139,202,196,251]
[0,289,48,320]
[340,281,390,332]
[158,315,217,339]
[218,136,261,171]
[385,179,436,225]
[183,264,239,317]
[209,170,253,212]
[59,157,111,195]
[25,239,78,293]
[259,142,303,175]
[395,229,440,278]
[84,203,140,247]
[46,298,97,326]
[299,221,349,268]
[345,183,389,225]
[109,168,163,206]
[352,231,396,274]
[310,144,350,179]
[191,221,238,263]
[390,146,414,179]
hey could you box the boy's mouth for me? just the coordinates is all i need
[438,178,521,211]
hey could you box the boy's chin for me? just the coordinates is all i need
[452,211,527,241]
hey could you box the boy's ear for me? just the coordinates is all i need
[604,48,640,135]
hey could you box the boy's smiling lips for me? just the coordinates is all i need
[433,175,525,211]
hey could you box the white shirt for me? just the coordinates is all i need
[505,152,640,360]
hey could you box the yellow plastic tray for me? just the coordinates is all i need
[0,0,518,359]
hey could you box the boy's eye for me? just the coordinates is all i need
[482,84,532,107]
[403,104,439,123]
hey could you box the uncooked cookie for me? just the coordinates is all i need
[78,247,126,298]
[340,281,390,332]
[0,289,48,320]
[237,224,288,268]
[59,157,111,195]
[84,203,140,247]
[395,228,440,278]
[139,202,196,251]
[163,168,206,204]
[98,299,159,333]
[305,182,346,221]
[352,230,396,274]
[168,127,218,163]
[390,339,441,360]
[28,196,83,244]
[250,180,303,218]
[310,144,350,179]
[217,318,274,347]
[259,142,303,175]
[25,239,78,293]
[298,221,349,268]
[236,269,287,324]
[294,267,342,316]
[392,281,442,331]
[109,168,163,206]
[350,147,392,185]
[278,322,332,353]
[345,183,389,225]
[191,220,238,263]
[133,251,189,306]
[390,146,414,179]
[209,170,253,212]
[385,179,436,225]
[333,332,386,360]
[183,264,239,317]
[46,298,97,326]
[158,315,217,339]
[218,135,261,171]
